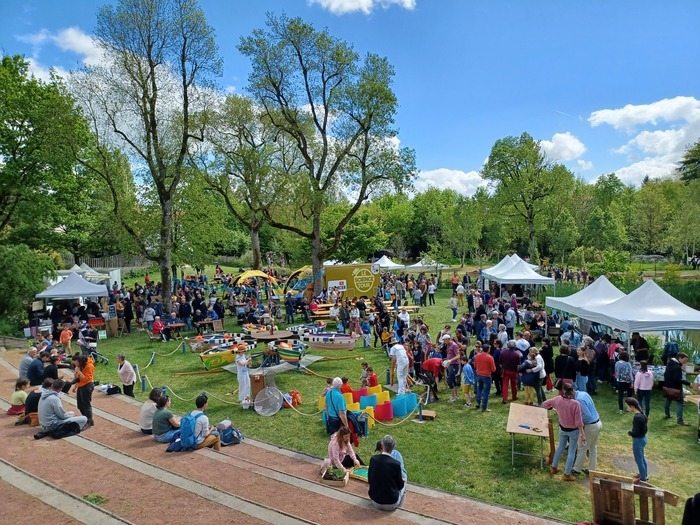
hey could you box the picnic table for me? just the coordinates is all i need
[168,323,185,340]
[506,403,552,469]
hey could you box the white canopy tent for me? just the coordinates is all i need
[375,255,404,269]
[36,272,109,299]
[509,253,539,271]
[485,260,554,285]
[407,258,449,270]
[546,275,626,317]
[574,280,700,332]
[482,256,516,280]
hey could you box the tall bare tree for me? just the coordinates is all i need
[73,0,221,303]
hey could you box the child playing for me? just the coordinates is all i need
[361,319,371,348]
[460,356,474,407]
[60,326,73,354]
[321,377,333,396]
[367,367,379,387]
[7,379,29,415]
[340,377,353,394]
[360,362,370,387]
[626,397,648,484]
[519,350,538,406]
[381,327,391,356]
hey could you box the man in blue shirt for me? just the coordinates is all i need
[324,377,348,434]
[571,381,602,475]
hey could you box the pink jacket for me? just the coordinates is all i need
[326,432,357,469]
[634,370,654,392]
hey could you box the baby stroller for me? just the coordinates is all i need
[77,329,109,365]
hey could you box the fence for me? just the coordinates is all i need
[61,254,148,270]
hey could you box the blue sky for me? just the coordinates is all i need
[1,0,699,193]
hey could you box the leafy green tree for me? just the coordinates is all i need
[550,210,579,264]
[445,195,482,267]
[371,193,414,260]
[322,205,388,263]
[409,188,459,256]
[678,139,700,183]
[239,14,415,293]
[74,0,222,307]
[482,132,574,259]
[0,244,55,323]
[593,173,625,208]
[633,181,671,253]
[0,55,88,232]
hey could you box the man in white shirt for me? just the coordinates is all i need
[427,282,436,305]
[192,395,221,451]
[389,343,410,395]
[398,307,410,325]
[455,283,465,306]
[19,347,38,380]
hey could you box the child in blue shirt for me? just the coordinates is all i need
[361,320,371,348]
[460,355,475,407]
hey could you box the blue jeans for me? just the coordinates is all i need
[476,375,492,411]
[552,428,579,475]
[664,392,685,422]
[632,436,647,481]
[153,429,180,443]
[637,390,651,416]
[575,373,587,392]
[451,307,457,320]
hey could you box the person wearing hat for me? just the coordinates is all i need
[234,344,252,409]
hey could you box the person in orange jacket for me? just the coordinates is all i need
[60,327,73,354]
[71,354,95,427]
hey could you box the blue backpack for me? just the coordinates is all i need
[178,412,204,450]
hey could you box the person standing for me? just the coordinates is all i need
[664,352,691,426]
[116,354,136,397]
[390,343,410,395]
[614,352,634,414]
[368,435,406,511]
[634,360,654,417]
[474,344,496,413]
[235,344,252,409]
[572,385,602,476]
[448,293,458,323]
[442,334,461,402]
[427,281,436,305]
[71,354,95,427]
[542,383,585,482]
[626,397,648,483]
[500,340,521,404]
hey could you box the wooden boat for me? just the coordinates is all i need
[199,341,250,370]
[185,333,248,353]
[273,340,307,365]
[301,332,359,351]
[242,323,273,334]
[287,322,326,336]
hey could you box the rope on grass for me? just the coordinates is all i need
[206,391,244,406]
[161,384,197,402]
[152,345,184,357]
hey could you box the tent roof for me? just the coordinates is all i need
[510,254,539,270]
[376,255,404,269]
[546,275,626,317]
[36,272,109,299]
[485,260,554,285]
[483,256,514,278]
[231,270,278,287]
[407,258,449,269]
[575,280,700,332]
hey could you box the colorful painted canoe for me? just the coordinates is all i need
[185,333,249,353]
[273,340,307,365]
[287,322,326,336]
[242,323,277,334]
[199,341,250,370]
[300,332,359,351]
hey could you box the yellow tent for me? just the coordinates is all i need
[231,270,279,287]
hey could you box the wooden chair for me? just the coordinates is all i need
[117,319,126,338]
[147,331,160,346]
[589,471,679,525]
[212,319,224,333]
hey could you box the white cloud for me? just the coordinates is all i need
[539,131,586,161]
[26,58,69,82]
[577,159,593,171]
[308,0,416,15]
[614,158,679,186]
[589,96,700,132]
[16,29,50,46]
[223,85,236,95]
[51,27,102,66]
[414,168,486,196]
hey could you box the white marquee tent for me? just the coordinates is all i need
[546,275,626,318]
[573,279,700,332]
[485,260,554,285]
[482,256,516,280]
[375,255,404,269]
[509,253,539,271]
[36,272,109,299]
[407,258,449,270]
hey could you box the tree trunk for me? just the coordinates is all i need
[528,218,536,260]
[250,222,262,270]
[311,215,324,296]
[160,198,173,313]
[72,252,82,266]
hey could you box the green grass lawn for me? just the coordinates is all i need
[91,286,700,523]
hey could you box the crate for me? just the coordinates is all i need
[320,471,349,487]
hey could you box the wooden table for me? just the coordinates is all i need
[250,330,294,342]
[686,394,700,408]
[506,403,550,468]
[168,323,185,340]
[196,319,215,334]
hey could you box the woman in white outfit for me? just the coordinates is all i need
[235,344,252,409]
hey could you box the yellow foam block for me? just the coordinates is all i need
[362,405,375,427]
[347,402,360,412]
[376,390,390,404]
[342,392,354,405]
[367,385,383,396]
[317,396,326,411]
